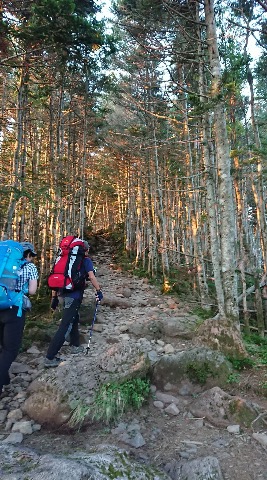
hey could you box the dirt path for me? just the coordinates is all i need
[4,244,267,479]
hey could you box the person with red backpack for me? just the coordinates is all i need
[0,242,38,397]
[44,238,103,367]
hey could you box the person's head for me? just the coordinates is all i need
[20,242,37,260]
[82,240,90,254]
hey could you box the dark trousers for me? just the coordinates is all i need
[0,307,26,394]
[46,297,81,360]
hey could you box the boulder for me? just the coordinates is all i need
[0,443,171,479]
[102,295,133,309]
[195,316,247,358]
[189,386,267,428]
[152,347,232,393]
[23,343,151,429]
[165,455,224,480]
[162,315,199,339]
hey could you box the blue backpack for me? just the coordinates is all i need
[0,240,26,317]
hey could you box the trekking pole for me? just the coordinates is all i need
[85,300,99,354]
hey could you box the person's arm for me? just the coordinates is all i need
[85,258,103,301]
[88,270,101,291]
[28,279,38,295]
[50,290,59,310]
[26,263,39,295]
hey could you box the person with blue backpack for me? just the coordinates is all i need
[0,241,39,398]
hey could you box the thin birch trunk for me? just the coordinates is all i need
[2,59,28,239]
[247,69,267,271]
[204,0,238,320]
[152,121,169,278]
[197,12,225,316]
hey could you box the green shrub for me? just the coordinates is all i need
[227,373,241,384]
[227,356,255,370]
[191,306,215,320]
[92,377,151,424]
[68,376,152,429]
[243,333,267,365]
[243,333,267,346]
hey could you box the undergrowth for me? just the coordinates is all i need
[243,333,267,365]
[226,333,267,371]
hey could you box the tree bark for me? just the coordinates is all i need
[204,0,238,321]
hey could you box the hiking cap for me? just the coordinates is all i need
[20,242,37,256]
[83,240,90,251]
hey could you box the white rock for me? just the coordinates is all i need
[252,432,267,447]
[32,423,42,432]
[7,408,23,422]
[165,403,180,416]
[27,346,41,354]
[227,424,240,434]
[164,344,175,354]
[12,420,34,435]
[193,418,204,428]
[119,333,130,341]
[119,325,129,333]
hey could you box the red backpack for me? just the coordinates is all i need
[48,236,87,292]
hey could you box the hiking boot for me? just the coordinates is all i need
[70,346,84,355]
[44,357,62,368]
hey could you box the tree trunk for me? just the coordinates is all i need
[204,0,238,321]
[2,60,28,239]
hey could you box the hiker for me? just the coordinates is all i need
[0,242,38,397]
[44,240,103,367]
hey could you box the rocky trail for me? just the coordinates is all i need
[0,240,267,479]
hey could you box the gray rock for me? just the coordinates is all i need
[179,456,224,480]
[165,403,180,416]
[0,444,171,479]
[165,456,224,480]
[119,430,146,448]
[9,362,29,374]
[252,432,267,448]
[155,391,180,405]
[2,432,23,444]
[0,410,8,423]
[190,386,267,428]
[152,347,232,391]
[23,343,151,429]
[12,420,34,435]
[162,316,198,339]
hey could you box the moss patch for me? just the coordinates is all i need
[186,362,215,385]
[229,398,257,428]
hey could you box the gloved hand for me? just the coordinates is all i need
[51,296,59,311]
[96,290,103,302]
